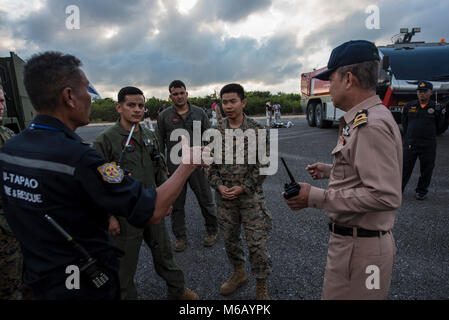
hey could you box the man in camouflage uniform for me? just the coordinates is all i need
[207,83,272,300]
[0,84,22,299]
[93,86,197,300]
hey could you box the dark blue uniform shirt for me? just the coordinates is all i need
[401,100,446,143]
[0,115,156,292]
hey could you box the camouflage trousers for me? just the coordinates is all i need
[0,215,22,300]
[216,195,272,279]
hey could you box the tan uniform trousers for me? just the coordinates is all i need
[322,230,396,300]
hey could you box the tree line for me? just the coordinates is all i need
[90,91,302,123]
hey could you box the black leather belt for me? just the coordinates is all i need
[329,223,389,238]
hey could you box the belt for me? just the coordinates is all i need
[329,223,389,238]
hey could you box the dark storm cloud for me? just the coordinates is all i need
[193,0,272,22]
[3,0,447,96]
[2,0,295,91]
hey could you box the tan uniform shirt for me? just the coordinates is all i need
[308,95,403,231]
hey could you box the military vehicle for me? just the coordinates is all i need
[0,52,35,133]
[1,51,101,133]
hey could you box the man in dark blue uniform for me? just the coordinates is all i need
[402,81,447,200]
[0,51,203,300]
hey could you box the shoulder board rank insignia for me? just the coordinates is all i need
[353,109,368,129]
[97,162,124,184]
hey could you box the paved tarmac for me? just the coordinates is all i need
[76,117,449,300]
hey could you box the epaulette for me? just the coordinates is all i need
[353,109,368,129]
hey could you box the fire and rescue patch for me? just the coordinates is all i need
[353,109,368,129]
[97,162,124,183]
[122,138,136,152]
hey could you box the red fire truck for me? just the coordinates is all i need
[301,28,449,128]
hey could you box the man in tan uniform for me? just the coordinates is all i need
[284,40,402,299]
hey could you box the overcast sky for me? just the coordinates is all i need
[1,0,448,99]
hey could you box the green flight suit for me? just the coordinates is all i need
[93,120,185,299]
[156,103,217,240]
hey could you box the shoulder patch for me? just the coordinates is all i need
[97,162,124,183]
[353,109,368,129]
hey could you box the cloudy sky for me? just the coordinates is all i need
[1,0,448,99]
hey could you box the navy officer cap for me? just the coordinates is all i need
[313,40,380,81]
[417,80,433,91]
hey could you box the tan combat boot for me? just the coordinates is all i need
[174,239,187,252]
[168,288,199,300]
[220,265,248,296]
[256,279,270,300]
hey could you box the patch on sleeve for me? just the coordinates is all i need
[353,109,368,129]
[97,162,124,183]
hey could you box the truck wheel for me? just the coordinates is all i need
[316,103,332,128]
[307,103,316,127]
[315,103,324,128]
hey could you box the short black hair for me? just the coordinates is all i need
[117,86,144,103]
[24,51,83,112]
[220,83,245,101]
[169,80,186,92]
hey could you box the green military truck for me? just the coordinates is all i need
[0,52,36,133]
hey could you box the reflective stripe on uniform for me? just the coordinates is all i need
[0,153,76,176]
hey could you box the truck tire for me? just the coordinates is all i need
[315,103,332,128]
[307,103,316,127]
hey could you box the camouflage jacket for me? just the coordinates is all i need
[207,115,269,199]
[0,125,14,147]
[0,125,15,230]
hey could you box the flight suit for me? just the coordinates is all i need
[308,96,403,299]
[156,103,217,241]
[401,100,447,196]
[93,120,185,299]
[0,115,158,300]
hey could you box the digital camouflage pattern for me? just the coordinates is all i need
[207,115,272,279]
[0,125,23,299]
